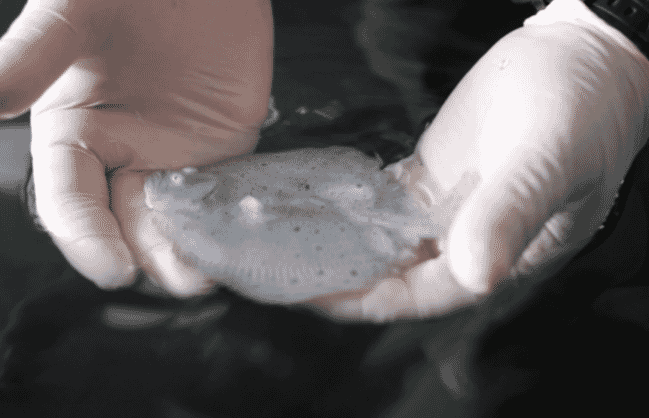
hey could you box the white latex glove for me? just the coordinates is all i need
[0,0,273,289]
[307,0,649,322]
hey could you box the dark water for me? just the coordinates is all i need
[1,1,649,417]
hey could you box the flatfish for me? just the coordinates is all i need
[143,146,466,303]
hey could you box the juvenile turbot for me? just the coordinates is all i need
[143,146,476,303]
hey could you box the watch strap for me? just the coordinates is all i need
[585,0,649,57]
[524,0,649,58]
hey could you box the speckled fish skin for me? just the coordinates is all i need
[144,147,445,303]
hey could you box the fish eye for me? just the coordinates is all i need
[170,173,184,186]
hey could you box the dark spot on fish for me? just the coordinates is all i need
[316,246,322,251]
[314,229,319,234]
[276,189,291,201]
[261,163,268,167]
[321,206,325,209]
[295,253,300,259]
[318,270,324,276]
[290,278,298,285]
[340,254,344,258]
[294,226,300,232]
[306,184,310,190]
[240,174,245,178]
[311,167,316,170]
[357,184,362,188]
[350,270,358,276]
[261,186,267,191]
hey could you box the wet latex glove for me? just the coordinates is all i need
[0,0,273,289]
[307,0,649,322]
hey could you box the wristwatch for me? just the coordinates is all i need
[527,0,649,58]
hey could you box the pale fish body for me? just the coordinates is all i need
[143,147,450,303]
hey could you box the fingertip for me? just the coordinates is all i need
[58,237,139,290]
[304,292,365,322]
[446,201,514,295]
[406,255,480,316]
[361,278,417,323]
[447,232,487,294]
[146,245,210,298]
[94,264,139,292]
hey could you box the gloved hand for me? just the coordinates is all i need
[0,0,273,289]
[307,0,649,322]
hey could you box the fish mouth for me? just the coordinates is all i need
[180,172,220,187]
[171,172,221,201]
[201,182,221,201]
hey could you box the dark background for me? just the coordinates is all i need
[1,1,648,417]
